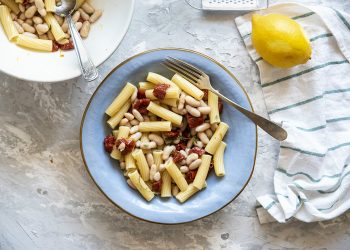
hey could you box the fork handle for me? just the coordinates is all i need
[212,89,288,141]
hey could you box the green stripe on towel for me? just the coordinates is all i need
[296,116,350,132]
[261,60,349,88]
[332,8,350,31]
[268,96,323,115]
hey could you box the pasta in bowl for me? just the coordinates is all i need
[103,74,229,203]
[80,48,257,224]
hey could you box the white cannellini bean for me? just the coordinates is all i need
[146,153,154,167]
[211,123,218,131]
[19,13,25,21]
[186,153,198,165]
[89,9,102,23]
[132,109,144,122]
[127,179,136,189]
[171,107,187,115]
[80,21,90,38]
[131,89,137,102]
[180,166,189,173]
[118,142,125,152]
[205,129,213,138]
[61,20,68,33]
[81,2,95,14]
[135,140,141,147]
[199,100,208,107]
[189,159,202,170]
[198,106,211,115]
[78,8,90,21]
[17,19,24,25]
[180,150,187,158]
[143,115,150,122]
[178,92,186,110]
[179,159,186,165]
[186,105,201,117]
[54,14,64,25]
[74,22,83,31]
[130,132,142,141]
[130,125,139,134]
[23,32,38,38]
[35,23,49,35]
[34,0,45,11]
[32,16,43,24]
[159,164,166,172]
[185,95,201,107]
[172,185,179,196]
[39,34,48,40]
[72,11,81,22]
[141,141,157,150]
[195,123,210,132]
[187,138,194,148]
[25,19,33,25]
[173,139,180,144]
[148,133,164,146]
[163,145,175,160]
[194,140,204,148]
[119,118,129,126]
[130,119,139,126]
[120,161,126,170]
[47,30,54,40]
[124,112,134,121]
[149,164,157,181]
[19,4,25,13]
[198,132,209,144]
[25,6,37,19]
[22,23,35,33]
[13,21,24,33]
[153,172,161,182]
[38,8,47,17]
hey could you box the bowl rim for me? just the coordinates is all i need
[79,47,258,225]
[0,0,135,83]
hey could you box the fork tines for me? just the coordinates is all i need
[162,57,204,84]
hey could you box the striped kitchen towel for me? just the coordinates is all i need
[235,3,350,222]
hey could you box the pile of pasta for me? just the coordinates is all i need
[104,72,229,203]
[0,0,101,52]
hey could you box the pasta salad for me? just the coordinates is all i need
[0,0,101,52]
[104,72,229,203]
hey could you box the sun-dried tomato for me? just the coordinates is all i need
[175,142,187,151]
[137,88,146,99]
[104,135,115,153]
[189,147,205,156]
[153,84,170,100]
[164,130,180,138]
[152,180,162,192]
[186,114,204,128]
[186,170,197,183]
[59,41,74,51]
[203,89,209,101]
[172,150,185,163]
[133,98,150,115]
[218,99,223,113]
[115,138,136,155]
[52,42,59,52]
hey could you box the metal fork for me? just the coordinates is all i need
[163,57,288,141]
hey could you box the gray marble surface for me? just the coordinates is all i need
[1,0,350,249]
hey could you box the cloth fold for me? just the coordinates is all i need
[235,3,350,222]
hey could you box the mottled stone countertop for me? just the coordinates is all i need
[1,0,349,249]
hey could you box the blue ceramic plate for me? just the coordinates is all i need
[80,48,257,224]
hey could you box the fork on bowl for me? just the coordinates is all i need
[163,57,288,141]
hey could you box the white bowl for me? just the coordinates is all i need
[0,0,135,82]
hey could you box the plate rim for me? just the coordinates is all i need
[80,47,258,224]
[0,0,135,83]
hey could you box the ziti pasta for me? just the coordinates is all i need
[103,73,229,202]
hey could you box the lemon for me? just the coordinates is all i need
[251,13,312,68]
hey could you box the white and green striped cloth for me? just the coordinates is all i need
[235,3,350,222]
